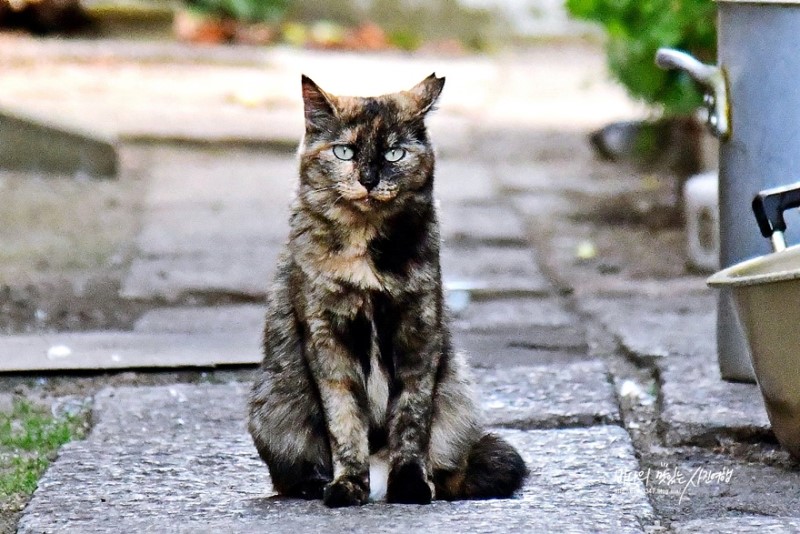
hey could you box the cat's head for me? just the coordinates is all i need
[297,74,444,219]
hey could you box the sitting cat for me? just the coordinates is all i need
[248,74,527,507]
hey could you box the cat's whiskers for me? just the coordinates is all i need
[303,185,339,195]
[332,193,346,208]
[300,186,344,207]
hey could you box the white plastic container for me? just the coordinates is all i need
[684,171,719,272]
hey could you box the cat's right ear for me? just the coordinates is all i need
[301,75,337,130]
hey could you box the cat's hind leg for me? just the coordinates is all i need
[248,296,333,500]
[248,362,332,499]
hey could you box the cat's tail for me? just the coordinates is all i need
[435,433,528,500]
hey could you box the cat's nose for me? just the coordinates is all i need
[359,172,379,191]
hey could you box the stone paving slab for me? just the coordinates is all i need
[476,362,620,429]
[121,244,280,301]
[451,296,577,331]
[511,190,579,221]
[434,159,496,202]
[457,332,588,367]
[578,295,771,446]
[439,201,527,246]
[457,325,587,353]
[141,149,297,208]
[658,353,770,447]
[134,205,289,255]
[133,304,264,334]
[494,160,600,194]
[576,295,771,446]
[456,326,589,363]
[19,384,653,533]
[641,448,800,526]
[497,161,647,198]
[121,148,294,301]
[673,517,800,533]
[0,331,260,372]
[441,245,551,297]
[579,295,716,362]
[450,296,588,359]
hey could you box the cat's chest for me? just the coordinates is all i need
[319,230,384,290]
[321,252,382,290]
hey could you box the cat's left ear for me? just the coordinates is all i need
[407,73,445,116]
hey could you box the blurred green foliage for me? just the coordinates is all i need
[187,0,288,22]
[387,29,422,52]
[567,0,716,115]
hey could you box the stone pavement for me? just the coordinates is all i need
[19,385,651,534]
[2,38,799,532]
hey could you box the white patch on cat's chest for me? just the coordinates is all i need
[367,353,389,427]
[369,452,389,502]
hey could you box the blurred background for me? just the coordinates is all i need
[0,0,721,360]
[0,0,717,320]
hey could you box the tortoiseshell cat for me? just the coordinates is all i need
[248,74,527,507]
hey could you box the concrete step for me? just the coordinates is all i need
[0,107,118,178]
[0,330,261,372]
[0,288,590,372]
[18,382,652,533]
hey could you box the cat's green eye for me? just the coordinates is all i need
[333,145,355,161]
[384,148,406,162]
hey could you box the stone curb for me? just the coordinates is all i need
[0,107,118,177]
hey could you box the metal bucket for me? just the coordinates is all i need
[657,0,800,382]
[708,183,800,458]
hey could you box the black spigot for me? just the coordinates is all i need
[752,182,800,251]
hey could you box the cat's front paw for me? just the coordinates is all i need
[386,462,433,505]
[323,476,369,508]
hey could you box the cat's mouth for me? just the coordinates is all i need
[337,182,398,208]
[343,191,396,210]
[370,190,397,203]
[351,196,371,207]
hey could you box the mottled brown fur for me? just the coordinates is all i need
[248,74,527,507]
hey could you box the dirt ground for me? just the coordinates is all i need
[0,143,149,335]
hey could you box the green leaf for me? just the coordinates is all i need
[186,0,289,22]
[565,0,716,114]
